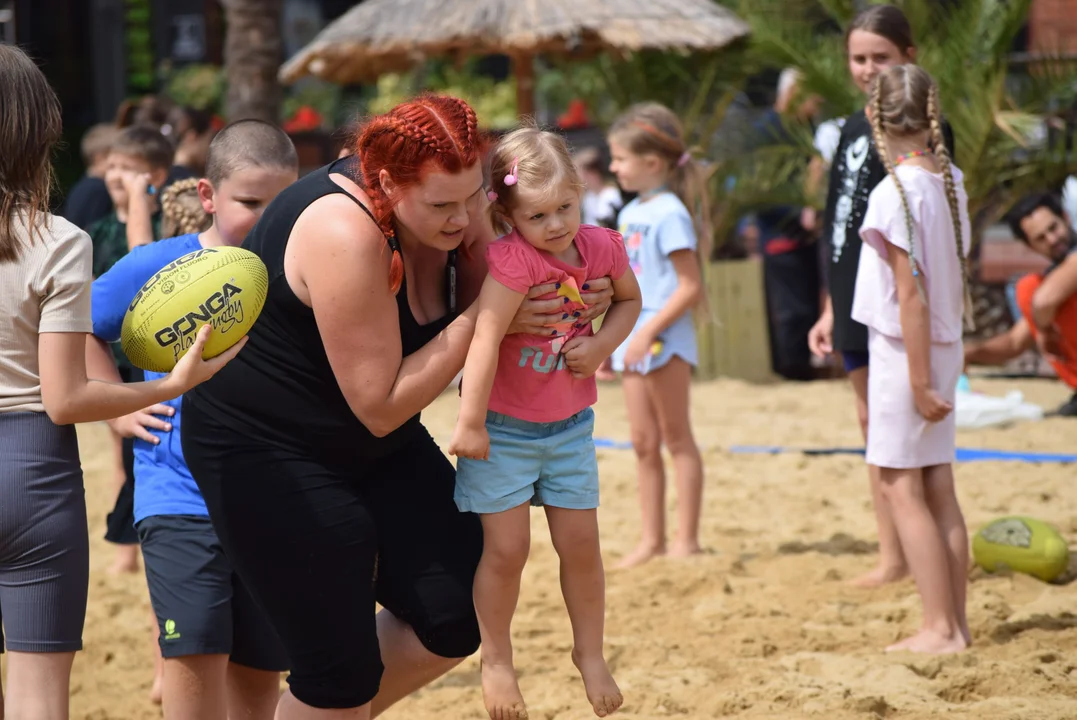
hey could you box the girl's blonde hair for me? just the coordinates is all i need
[868,64,973,330]
[607,102,712,260]
[487,123,585,230]
[160,178,212,238]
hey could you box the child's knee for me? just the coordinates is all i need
[631,431,661,462]
[481,531,530,575]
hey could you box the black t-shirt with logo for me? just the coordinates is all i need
[821,109,955,353]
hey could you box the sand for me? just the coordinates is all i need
[52,376,1077,719]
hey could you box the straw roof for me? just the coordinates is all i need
[279,0,751,85]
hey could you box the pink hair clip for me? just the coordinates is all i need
[487,190,498,202]
[504,157,519,186]
[677,151,691,167]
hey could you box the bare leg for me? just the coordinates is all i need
[922,464,971,645]
[162,655,228,720]
[545,507,622,717]
[645,358,703,558]
[226,663,281,720]
[473,504,531,720]
[617,371,666,568]
[107,430,140,576]
[877,467,967,654]
[368,610,465,718]
[150,607,164,704]
[274,606,469,720]
[846,367,908,587]
[4,650,75,720]
[275,693,369,720]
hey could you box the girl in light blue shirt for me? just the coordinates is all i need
[607,102,710,569]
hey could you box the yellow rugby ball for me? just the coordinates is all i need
[971,516,1070,583]
[121,246,268,373]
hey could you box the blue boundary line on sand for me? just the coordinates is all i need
[592,439,1077,464]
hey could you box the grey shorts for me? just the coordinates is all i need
[0,411,89,653]
[138,515,289,670]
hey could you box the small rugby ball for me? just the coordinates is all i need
[972,516,1070,583]
[121,246,268,373]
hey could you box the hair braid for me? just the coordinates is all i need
[928,83,974,331]
[869,75,926,305]
[160,178,211,237]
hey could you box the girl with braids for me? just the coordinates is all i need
[179,96,617,718]
[606,102,709,569]
[159,177,212,237]
[852,65,972,655]
[808,3,956,589]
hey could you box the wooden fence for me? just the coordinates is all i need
[695,259,775,383]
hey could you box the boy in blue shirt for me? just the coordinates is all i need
[86,120,299,720]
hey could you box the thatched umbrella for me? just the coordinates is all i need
[279,0,751,115]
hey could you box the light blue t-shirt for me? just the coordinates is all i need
[91,233,206,523]
[617,193,698,311]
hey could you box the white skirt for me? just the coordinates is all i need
[866,328,961,469]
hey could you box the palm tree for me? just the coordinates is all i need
[220,0,284,123]
[712,0,1077,333]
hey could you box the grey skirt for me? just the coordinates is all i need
[0,411,89,653]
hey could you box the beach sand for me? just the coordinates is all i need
[56,376,1077,719]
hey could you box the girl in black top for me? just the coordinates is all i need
[181,95,615,716]
[809,5,954,589]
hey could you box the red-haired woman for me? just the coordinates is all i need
[181,95,615,718]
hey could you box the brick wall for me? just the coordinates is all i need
[1029,0,1077,54]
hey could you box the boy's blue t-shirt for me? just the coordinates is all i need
[92,233,206,523]
[617,192,698,311]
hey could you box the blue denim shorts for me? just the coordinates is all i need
[454,408,600,514]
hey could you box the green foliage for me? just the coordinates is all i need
[714,0,1077,245]
[367,60,518,129]
[164,64,226,114]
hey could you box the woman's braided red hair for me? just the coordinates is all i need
[355,94,484,293]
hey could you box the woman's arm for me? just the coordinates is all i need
[40,325,241,425]
[448,277,526,459]
[297,200,478,438]
[885,244,952,421]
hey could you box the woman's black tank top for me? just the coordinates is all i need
[184,158,454,461]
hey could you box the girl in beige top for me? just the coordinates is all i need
[0,45,240,719]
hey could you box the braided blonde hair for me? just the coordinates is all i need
[160,178,211,238]
[868,65,974,331]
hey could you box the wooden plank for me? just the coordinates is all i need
[697,259,774,383]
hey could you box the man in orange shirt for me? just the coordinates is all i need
[965,193,1077,415]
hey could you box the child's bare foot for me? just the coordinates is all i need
[480,660,528,720]
[572,650,623,717]
[848,563,907,588]
[668,542,703,559]
[885,628,968,655]
[616,543,664,569]
[108,546,140,575]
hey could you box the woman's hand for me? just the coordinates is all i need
[506,277,614,335]
[166,325,247,395]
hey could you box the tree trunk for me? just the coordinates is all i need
[221,0,283,123]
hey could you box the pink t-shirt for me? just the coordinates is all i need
[486,224,630,423]
[852,164,971,344]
